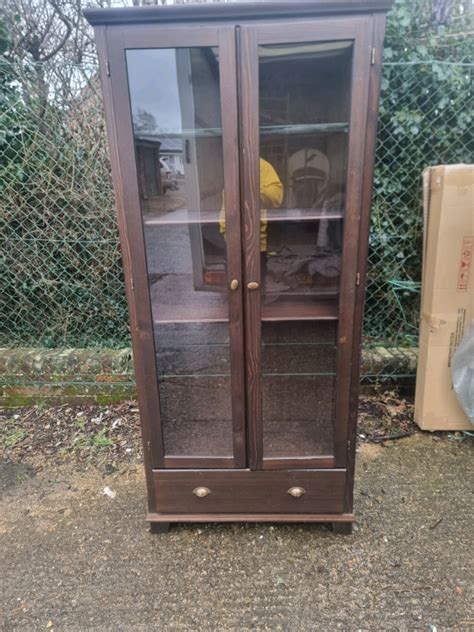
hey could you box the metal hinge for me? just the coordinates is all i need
[130,277,135,291]
[147,441,151,453]
[371,47,376,65]
[356,272,361,286]
[106,60,111,77]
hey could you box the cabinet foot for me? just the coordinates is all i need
[149,522,170,534]
[331,522,352,535]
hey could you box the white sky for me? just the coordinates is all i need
[126,48,182,132]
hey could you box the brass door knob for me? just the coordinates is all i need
[193,486,211,498]
[230,279,239,290]
[288,486,306,498]
[247,281,259,290]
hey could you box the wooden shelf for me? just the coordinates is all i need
[153,303,228,324]
[152,298,337,324]
[152,297,339,324]
[143,207,343,226]
[265,287,339,299]
[262,298,338,321]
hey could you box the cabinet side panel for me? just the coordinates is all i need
[94,26,163,510]
[332,19,372,467]
[345,13,388,513]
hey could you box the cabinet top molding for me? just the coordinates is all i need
[84,1,393,27]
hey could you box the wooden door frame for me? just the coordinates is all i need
[238,17,373,471]
[344,12,387,513]
[94,23,246,478]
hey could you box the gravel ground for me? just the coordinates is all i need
[1,396,473,631]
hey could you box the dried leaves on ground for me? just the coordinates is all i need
[0,401,142,468]
[1,390,467,469]
[358,390,416,442]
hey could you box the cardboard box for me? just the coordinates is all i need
[414,164,473,431]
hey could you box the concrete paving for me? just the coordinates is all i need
[1,434,473,631]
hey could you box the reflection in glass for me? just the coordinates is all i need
[127,48,233,459]
[127,47,227,292]
[145,224,227,323]
[259,41,352,308]
[259,42,353,459]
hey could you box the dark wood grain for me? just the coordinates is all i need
[105,24,248,473]
[106,26,167,466]
[331,19,372,468]
[90,4,391,526]
[241,17,372,473]
[219,26,247,469]
[344,12,388,514]
[116,24,218,49]
[253,16,369,44]
[85,1,393,27]
[239,25,262,471]
[152,469,346,514]
[148,512,355,523]
[163,456,236,469]
[262,299,338,321]
[95,27,161,513]
[262,456,335,470]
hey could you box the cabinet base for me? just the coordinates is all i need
[331,521,352,535]
[149,521,170,534]
[147,512,354,524]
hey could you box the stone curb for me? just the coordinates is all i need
[0,346,418,407]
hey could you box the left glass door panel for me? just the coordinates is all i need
[126,47,235,461]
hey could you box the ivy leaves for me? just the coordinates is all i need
[365,0,473,345]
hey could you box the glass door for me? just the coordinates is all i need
[106,26,245,468]
[240,19,372,469]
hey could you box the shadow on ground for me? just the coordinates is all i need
[1,433,473,630]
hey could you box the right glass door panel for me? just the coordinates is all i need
[259,40,353,459]
[262,322,337,458]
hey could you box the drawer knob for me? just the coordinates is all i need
[288,486,306,498]
[247,281,259,290]
[193,486,211,498]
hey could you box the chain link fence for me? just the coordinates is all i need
[366,57,473,350]
[1,62,128,349]
[1,55,473,382]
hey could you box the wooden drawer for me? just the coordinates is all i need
[152,469,346,515]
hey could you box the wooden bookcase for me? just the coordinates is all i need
[85,0,392,534]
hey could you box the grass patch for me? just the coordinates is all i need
[4,429,27,448]
[71,428,113,451]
